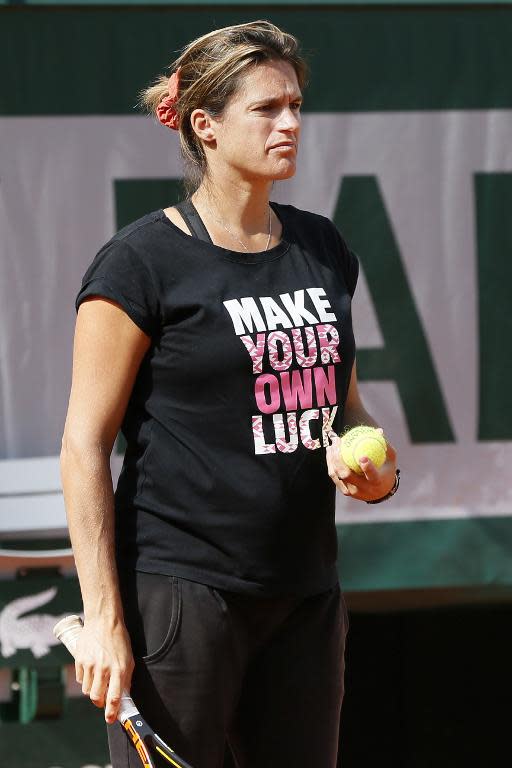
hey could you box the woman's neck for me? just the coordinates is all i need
[192,176,273,236]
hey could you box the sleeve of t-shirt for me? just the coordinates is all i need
[330,222,359,298]
[75,239,161,337]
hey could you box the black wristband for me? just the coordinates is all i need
[366,469,400,504]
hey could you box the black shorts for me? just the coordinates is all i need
[108,571,349,768]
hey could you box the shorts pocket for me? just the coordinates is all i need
[207,585,230,616]
[141,575,182,665]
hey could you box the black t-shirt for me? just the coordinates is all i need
[75,202,358,596]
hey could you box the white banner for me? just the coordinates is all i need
[1,112,511,526]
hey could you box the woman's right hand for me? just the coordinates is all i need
[74,617,135,724]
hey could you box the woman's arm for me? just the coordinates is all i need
[326,362,398,502]
[60,296,151,722]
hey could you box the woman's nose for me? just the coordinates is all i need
[278,106,300,131]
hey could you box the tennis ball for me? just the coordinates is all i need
[340,426,387,475]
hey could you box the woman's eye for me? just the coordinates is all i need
[255,102,301,113]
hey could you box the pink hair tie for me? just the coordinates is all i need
[156,68,181,131]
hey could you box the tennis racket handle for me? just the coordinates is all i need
[53,615,139,723]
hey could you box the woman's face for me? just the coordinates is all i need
[210,59,302,183]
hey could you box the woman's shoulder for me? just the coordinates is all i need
[81,209,174,293]
[76,211,166,336]
[90,209,186,277]
[106,209,171,252]
[272,201,336,234]
[274,202,358,295]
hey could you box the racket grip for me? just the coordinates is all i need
[53,615,139,723]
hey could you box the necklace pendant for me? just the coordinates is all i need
[202,199,272,253]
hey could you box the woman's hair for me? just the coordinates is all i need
[139,20,308,197]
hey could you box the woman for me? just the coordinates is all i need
[61,20,398,768]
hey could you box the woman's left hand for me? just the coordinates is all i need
[325,428,398,502]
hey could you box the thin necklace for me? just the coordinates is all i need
[202,201,272,252]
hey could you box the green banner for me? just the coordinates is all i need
[1,698,110,768]
[2,9,512,114]
[3,0,511,5]
[0,577,82,668]
[338,518,512,592]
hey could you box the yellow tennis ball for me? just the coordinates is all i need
[340,426,387,475]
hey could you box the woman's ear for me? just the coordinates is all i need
[190,109,216,144]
